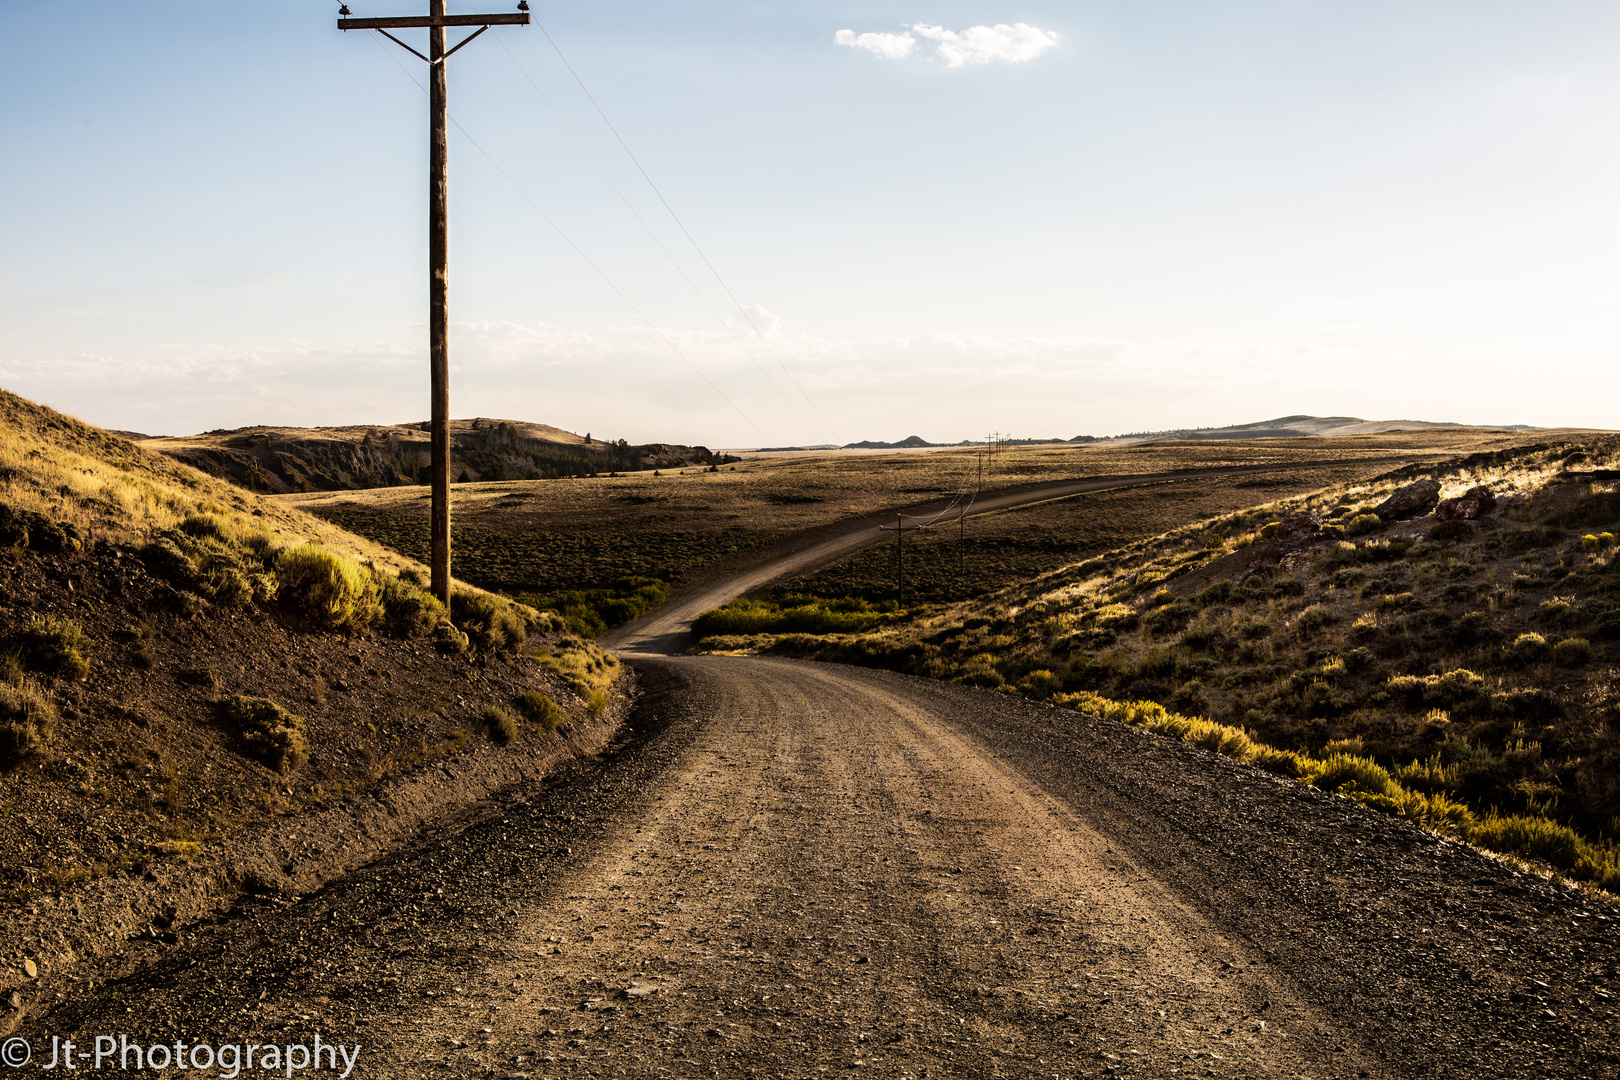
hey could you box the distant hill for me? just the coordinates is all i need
[1102,415,1532,444]
[841,435,939,450]
[142,419,732,494]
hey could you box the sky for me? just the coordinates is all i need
[2,2,1619,447]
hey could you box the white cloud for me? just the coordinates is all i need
[835,22,1058,68]
[834,28,917,60]
[911,22,1059,67]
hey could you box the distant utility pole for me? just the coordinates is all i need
[878,513,907,607]
[337,0,531,609]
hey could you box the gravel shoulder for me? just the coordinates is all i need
[23,656,1616,1078]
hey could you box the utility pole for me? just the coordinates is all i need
[878,513,907,607]
[958,501,965,588]
[896,513,904,608]
[338,1,531,610]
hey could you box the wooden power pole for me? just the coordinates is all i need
[338,1,530,609]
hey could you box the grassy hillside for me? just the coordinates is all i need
[0,388,622,910]
[700,436,1620,893]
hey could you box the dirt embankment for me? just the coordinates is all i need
[0,541,633,1032]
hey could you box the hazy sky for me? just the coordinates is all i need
[3,2,1618,446]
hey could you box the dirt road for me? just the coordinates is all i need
[30,657,1616,1079]
[604,461,1410,654]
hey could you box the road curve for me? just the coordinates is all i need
[32,657,1614,1079]
[603,460,1406,654]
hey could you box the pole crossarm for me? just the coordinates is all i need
[339,13,530,29]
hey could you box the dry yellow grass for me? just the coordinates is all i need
[1,389,431,581]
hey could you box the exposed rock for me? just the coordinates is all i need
[1436,486,1498,521]
[1273,514,1321,541]
[1374,478,1441,521]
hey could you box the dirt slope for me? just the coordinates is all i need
[26,656,1616,1078]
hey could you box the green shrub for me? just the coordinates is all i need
[178,513,229,541]
[1387,669,1486,708]
[693,597,882,637]
[515,690,566,730]
[1196,581,1233,606]
[1344,513,1383,537]
[1180,618,1228,651]
[1142,601,1195,636]
[433,620,470,654]
[0,679,57,764]
[1018,669,1061,697]
[1451,611,1493,646]
[1509,632,1551,665]
[452,589,532,652]
[275,546,382,631]
[1170,680,1210,715]
[1430,519,1474,544]
[1470,813,1593,876]
[1309,753,1401,800]
[15,616,90,680]
[483,704,519,745]
[377,573,447,638]
[1535,598,1576,628]
[1296,604,1339,634]
[140,536,198,585]
[220,695,307,774]
[525,577,670,638]
[533,646,620,713]
[1553,637,1592,667]
[1090,603,1140,631]
[1323,541,1360,567]
[0,503,73,552]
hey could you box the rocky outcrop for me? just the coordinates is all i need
[1272,513,1323,541]
[149,426,725,495]
[1436,486,1497,521]
[1375,478,1441,521]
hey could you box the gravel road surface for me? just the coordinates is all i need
[27,657,1617,1079]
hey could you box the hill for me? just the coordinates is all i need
[142,419,729,494]
[0,388,627,1020]
[1106,414,1532,444]
[696,435,1620,895]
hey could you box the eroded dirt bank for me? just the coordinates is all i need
[19,656,1617,1078]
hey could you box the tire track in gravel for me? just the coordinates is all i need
[367,656,1374,1079]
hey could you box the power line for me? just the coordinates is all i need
[527,17,840,444]
[469,14,820,441]
[364,28,770,442]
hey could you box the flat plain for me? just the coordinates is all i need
[277,429,1552,601]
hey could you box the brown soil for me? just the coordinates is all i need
[0,540,630,1028]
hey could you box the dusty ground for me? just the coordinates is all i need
[23,656,1618,1079]
[0,539,630,1022]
